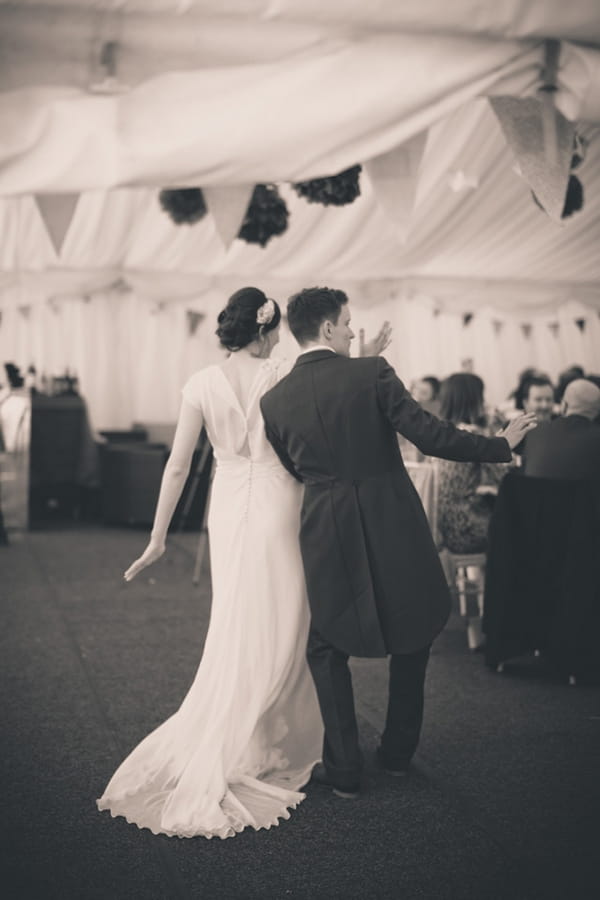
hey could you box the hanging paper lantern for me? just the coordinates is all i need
[238,184,289,247]
[293,165,362,206]
[159,188,207,225]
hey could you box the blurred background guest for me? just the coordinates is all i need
[499,367,545,420]
[521,379,600,480]
[554,364,585,404]
[437,373,512,553]
[410,375,441,416]
[521,374,555,423]
[585,375,600,423]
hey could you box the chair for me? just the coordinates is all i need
[99,442,168,525]
[442,550,487,649]
[483,472,600,683]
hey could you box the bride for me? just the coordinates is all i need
[97,287,324,839]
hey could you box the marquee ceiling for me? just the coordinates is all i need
[0,1,599,306]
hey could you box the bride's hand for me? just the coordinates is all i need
[359,321,392,357]
[124,540,166,582]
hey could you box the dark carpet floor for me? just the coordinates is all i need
[1,527,598,900]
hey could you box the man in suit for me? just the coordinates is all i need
[521,378,600,480]
[260,287,536,798]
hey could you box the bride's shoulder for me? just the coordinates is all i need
[263,356,293,381]
[181,365,219,408]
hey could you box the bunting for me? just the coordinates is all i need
[521,323,532,339]
[365,130,428,239]
[34,194,80,256]
[489,95,575,222]
[186,310,205,337]
[203,185,254,249]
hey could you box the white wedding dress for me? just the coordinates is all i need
[97,359,323,839]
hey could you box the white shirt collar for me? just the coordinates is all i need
[297,345,336,357]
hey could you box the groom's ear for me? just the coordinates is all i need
[322,319,333,340]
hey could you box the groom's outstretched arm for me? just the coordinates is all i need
[375,357,513,463]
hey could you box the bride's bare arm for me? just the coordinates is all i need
[124,400,204,581]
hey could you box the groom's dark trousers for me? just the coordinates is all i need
[261,351,512,788]
[307,627,430,787]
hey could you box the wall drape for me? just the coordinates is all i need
[1,281,598,430]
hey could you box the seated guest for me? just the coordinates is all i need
[521,375,555,423]
[521,379,600,480]
[586,375,600,423]
[437,373,512,553]
[411,376,441,417]
[499,367,546,421]
[555,364,585,403]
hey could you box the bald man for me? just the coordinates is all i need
[521,379,600,480]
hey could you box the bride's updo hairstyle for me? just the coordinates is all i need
[216,286,281,352]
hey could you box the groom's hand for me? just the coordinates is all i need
[359,321,392,357]
[497,412,538,450]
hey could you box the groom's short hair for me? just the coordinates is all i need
[287,287,348,345]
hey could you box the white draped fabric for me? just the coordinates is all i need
[1,7,599,428]
[1,37,599,194]
[1,101,599,286]
[1,98,599,429]
[2,278,598,431]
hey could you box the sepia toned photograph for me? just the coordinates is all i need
[1,2,599,898]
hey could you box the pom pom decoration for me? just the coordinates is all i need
[159,188,207,224]
[570,133,587,170]
[561,174,584,218]
[238,184,289,247]
[293,165,362,206]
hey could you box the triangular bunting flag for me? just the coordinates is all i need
[489,96,575,222]
[462,312,474,327]
[575,318,586,332]
[365,130,428,239]
[203,185,254,249]
[548,321,560,337]
[18,305,31,319]
[492,319,504,336]
[34,194,80,256]
[521,323,532,339]
[489,97,575,222]
[186,310,205,337]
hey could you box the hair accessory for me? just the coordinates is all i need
[256,298,276,325]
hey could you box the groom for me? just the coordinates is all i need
[260,287,536,798]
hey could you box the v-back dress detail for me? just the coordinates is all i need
[97,359,322,839]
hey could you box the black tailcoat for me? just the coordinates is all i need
[260,352,511,657]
